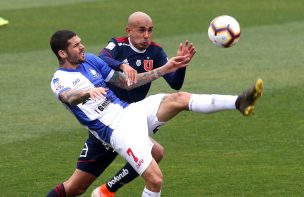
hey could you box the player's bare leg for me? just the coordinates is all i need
[64,169,97,196]
[140,159,163,197]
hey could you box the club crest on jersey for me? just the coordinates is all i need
[136,60,141,67]
[89,68,99,78]
[143,59,154,71]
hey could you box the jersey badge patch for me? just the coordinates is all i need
[89,68,100,78]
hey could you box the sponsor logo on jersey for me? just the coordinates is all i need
[118,43,130,47]
[79,143,88,157]
[53,78,64,91]
[105,42,116,50]
[136,59,141,67]
[107,168,129,188]
[96,98,111,112]
[91,97,111,114]
[72,78,80,86]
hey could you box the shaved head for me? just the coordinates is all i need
[126,11,154,51]
[127,11,152,28]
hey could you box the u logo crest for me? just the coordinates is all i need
[143,60,154,71]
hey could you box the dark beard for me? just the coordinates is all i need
[67,54,85,65]
[70,58,85,65]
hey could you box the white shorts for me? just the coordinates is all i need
[110,93,166,175]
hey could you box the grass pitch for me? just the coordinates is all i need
[0,0,304,196]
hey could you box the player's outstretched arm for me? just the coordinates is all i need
[108,55,190,90]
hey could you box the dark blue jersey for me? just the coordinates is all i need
[99,36,186,103]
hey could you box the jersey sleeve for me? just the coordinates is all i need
[99,39,123,70]
[157,48,186,90]
[154,48,168,68]
[50,74,72,99]
[163,67,186,90]
[86,53,115,82]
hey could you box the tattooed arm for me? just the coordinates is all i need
[108,55,189,90]
[59,87,108,105]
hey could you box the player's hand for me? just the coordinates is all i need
[165,55,190,73]
[120,64,137,86]
[89,87,108,101]
[177,40,196,65]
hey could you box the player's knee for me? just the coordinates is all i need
[168,92,191,109]
[142,162,163,190]
[154,175,163,188]
[148,173,163,188]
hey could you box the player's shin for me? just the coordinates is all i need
[105,163,139,192]
[188,94,237,113]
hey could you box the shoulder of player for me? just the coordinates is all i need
[113,36,129,44]
[85,52,98,59]
[85,53,104,64]
[81,53,108,69]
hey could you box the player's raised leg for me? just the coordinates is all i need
[156,78,264,122]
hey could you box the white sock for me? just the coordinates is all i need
[142,187,161,197]
[189,94,237,113]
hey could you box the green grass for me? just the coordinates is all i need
[0,0,304,196]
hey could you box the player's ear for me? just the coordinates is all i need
[126,26,131,36]
[58,50,67,59]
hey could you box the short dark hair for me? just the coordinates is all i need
[50,30,76,60]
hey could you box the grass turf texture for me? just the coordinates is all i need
[0,0,304,196]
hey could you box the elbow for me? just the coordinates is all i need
[124,85,133,90]
[69,99,79,106]
[62,98,78,106]
[61,96,80,106]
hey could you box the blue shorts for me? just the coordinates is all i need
[77,132,118,177]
